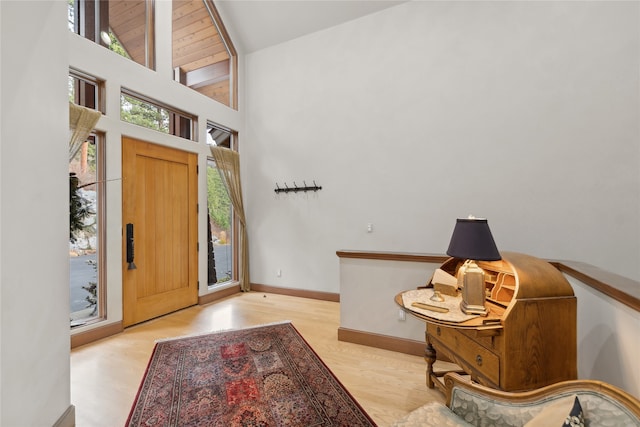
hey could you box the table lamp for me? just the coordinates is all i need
[446,217,501,316]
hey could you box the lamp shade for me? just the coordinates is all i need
[446,218,501,261]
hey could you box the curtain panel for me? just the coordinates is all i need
[69,102,101,162]
[209,146,250,291]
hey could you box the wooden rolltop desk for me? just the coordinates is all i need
[397,251,577,392]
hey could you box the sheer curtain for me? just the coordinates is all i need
[69,102,101,162]
[210,146,250,291]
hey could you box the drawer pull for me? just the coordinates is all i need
[476,355,483,366]
[436,326,441,336]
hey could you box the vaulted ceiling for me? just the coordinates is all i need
[106,0,407,108]
[214,0,407,53]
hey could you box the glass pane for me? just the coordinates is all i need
[207,124,234,285]
[69,0,154,70]
[70,136,100,326]
[108,1,152,68]
[207,159,233,284]
[121,93,170,133]
[173,0,235,108]
[68,0,75,32]
[69,71,100,111]
[120,91,195,140]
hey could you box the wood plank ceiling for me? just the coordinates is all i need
[173,1,231,106]
[109,1,148,66]
[108,0,232,107]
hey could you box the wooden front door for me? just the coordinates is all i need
[122,137,198,327]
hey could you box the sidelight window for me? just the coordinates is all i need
[69,70,105,327]
[206,122,235,285]
[69,132,105,327]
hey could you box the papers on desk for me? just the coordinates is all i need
[431,268,459,296]
[402,289,478,323]
[432,268,457,287]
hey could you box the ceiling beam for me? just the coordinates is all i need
[183,60,230,89]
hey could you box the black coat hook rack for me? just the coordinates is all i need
[274,180,322,194]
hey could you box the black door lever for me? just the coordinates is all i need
[126,223,137,270]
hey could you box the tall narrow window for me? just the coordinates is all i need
[70,132,105,327]
[173,1,237,109]
[69,0,155,70]
[69,70,105,327]
[207,123,234,285]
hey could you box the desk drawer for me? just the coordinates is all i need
[427,324,500,387]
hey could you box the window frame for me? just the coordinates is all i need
[204,0,238,109]
[206,121,238,288]
[69,68,107,328]
[172,0,238,109]
[71,0,156,70]
[69,68,105,114]
[120,88,197,141]
[69,131,107,328]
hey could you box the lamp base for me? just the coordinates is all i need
[460,260,489,317]
[460,300,488,316]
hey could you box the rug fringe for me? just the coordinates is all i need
[154,320,293,343]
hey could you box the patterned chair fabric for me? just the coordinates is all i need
[390,373,640,427]
[450,387,640,427]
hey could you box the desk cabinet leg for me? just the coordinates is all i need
[424,340,437,389]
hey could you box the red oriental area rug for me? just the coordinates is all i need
[126,321,377,426]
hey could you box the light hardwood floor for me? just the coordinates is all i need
[71,291,444,426]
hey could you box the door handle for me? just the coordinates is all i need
[126,223,137,270]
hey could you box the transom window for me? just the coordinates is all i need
[120,89,196,140]
[69,69,104,113]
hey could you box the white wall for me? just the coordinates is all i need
[339,258,436,339]
[243,1,640,294]
[569,276,640,398]
[0,2,72,425]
